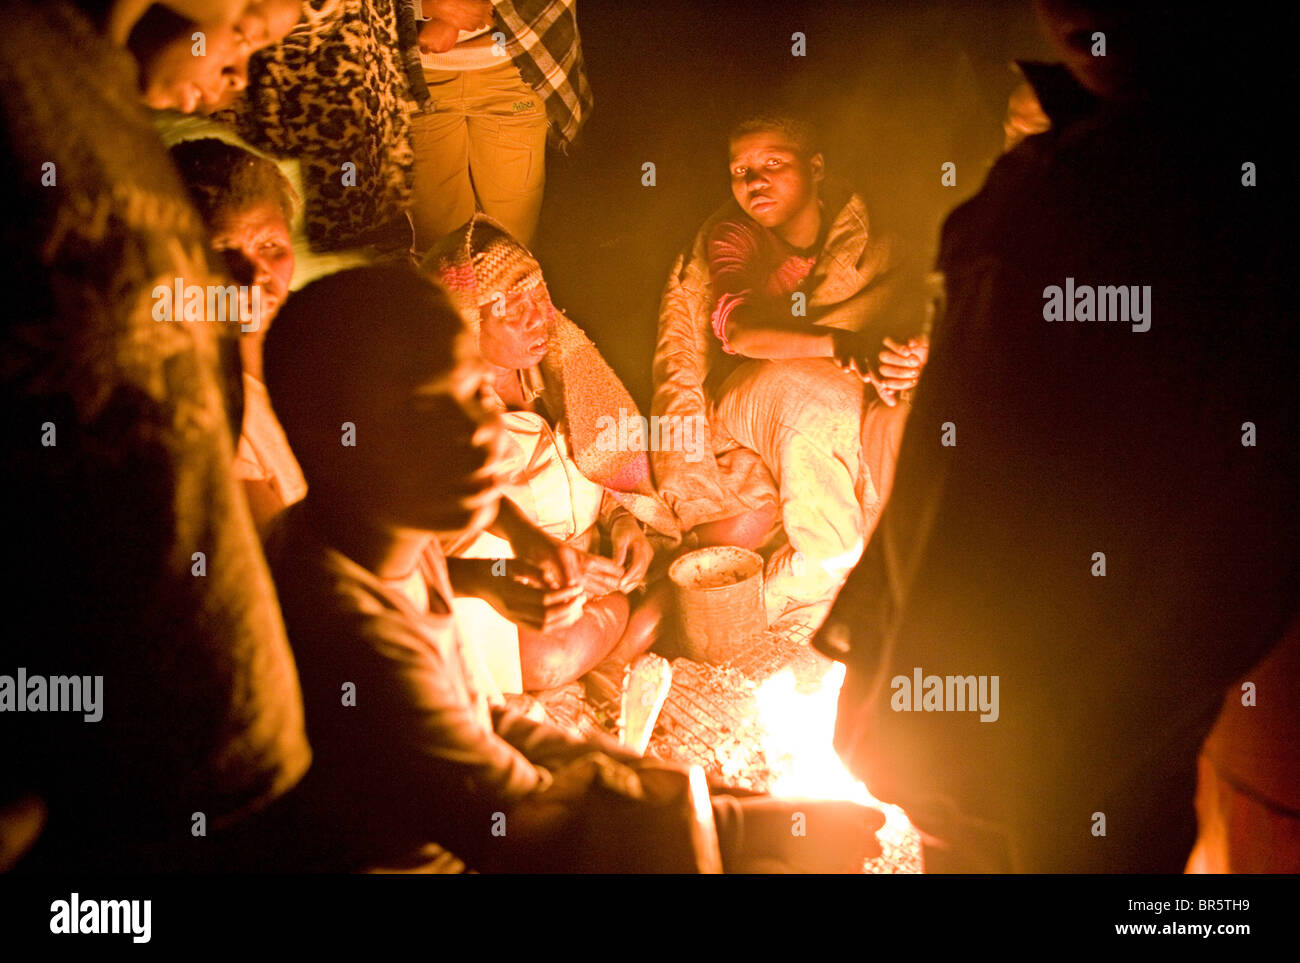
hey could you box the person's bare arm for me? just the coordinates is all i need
[446,556,586,632]
[722,305,895,395]
[722,301,837,360]
[707,219,835,360]
[491,495,625,596]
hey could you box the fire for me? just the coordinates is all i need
[754,661,916,863]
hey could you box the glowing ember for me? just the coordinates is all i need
[754,662,916,859]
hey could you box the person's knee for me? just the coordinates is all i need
[520,596,629,689]
[692,505,778,550]
[522,644,582,690]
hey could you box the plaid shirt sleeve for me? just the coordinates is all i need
[396,0,433,111]
[492,0,594,153]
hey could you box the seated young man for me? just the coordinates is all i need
[261,263,884,872]
[171,137,308,536]
[653,114,928,621]
[425,216,678,714]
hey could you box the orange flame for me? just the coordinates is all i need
[754,662,916,861]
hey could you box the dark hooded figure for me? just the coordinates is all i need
[814,0,1297,872]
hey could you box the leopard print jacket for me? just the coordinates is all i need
[223,0,424,253]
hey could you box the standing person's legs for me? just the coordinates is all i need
[410,70,477,252]
[464,60,549,247]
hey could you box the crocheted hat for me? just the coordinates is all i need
[422,214,544,315]
[420,215,682,541]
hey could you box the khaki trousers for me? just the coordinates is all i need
[410,59,549,251]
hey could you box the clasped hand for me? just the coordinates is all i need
[832,332,930,406]
[417,0,494,53]
[476,513,653,630]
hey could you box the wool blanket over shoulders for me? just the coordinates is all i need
[650,182,908,531]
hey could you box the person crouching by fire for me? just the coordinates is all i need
[424,216,680,726]
[651,113,929,624]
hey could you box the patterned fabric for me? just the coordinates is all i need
[397,0,434,110]
[433,214,545,307]
[651,181,902,532]
[707,216,819,355]
[223,0,420,252]
[491,0,593,152]
[425,216,679,538]
[222,1,588,249]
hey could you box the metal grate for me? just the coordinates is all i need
[648,614,922,874]
[528,613,923,873]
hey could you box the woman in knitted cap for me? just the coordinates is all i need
[424,216,677,729]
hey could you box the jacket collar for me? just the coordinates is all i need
[1015,60,1100,130]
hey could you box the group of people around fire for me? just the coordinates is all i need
[1,0,1294,875]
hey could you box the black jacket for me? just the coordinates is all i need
[814,63,1298,871]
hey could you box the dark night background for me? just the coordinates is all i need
[531,0,1054,408]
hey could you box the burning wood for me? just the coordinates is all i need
[754,661,920,873]
[537,614,922,872]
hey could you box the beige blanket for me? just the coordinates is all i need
[650,182,907,531]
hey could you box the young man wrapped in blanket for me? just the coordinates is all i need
[652,114,929,621]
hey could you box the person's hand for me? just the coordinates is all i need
[476,559,587,632]
[830,329,871,375]
[494,497,624,596]
[737,797,885,873]
[831,330,896,406]
[875,336,929,395]
[498,506,582,590]
[575,549,627,598]
[421,0,493,31]
[609,514,654,593]
[418,17,461,53]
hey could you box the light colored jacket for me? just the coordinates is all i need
[650,183,903,531]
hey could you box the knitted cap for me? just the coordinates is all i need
[422,214,544,315]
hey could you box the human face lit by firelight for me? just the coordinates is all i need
[728,130,825,244]
[138,0,301,113]
[209,200,294,333]
[394,330,504,537]
[477,286,554,371]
